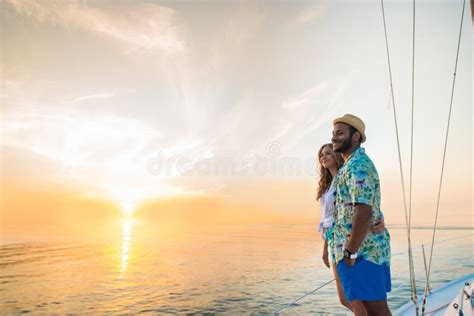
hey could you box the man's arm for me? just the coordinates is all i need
[346,203,372,255]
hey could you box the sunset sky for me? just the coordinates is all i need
[1,0,472,234]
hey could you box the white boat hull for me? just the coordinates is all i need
[395,273,474,316]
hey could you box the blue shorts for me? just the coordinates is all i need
[336,258,391,301]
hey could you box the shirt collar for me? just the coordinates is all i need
[345,147,365,163]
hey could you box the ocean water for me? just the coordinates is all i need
[1,224,473,315]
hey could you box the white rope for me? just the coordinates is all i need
[409,0,416,235]
[380,0,418,312]
[387,88,393,110]
[421,0,467,313]
[273,278,335,315]
[391,232,473,256]
[408,1,418,311]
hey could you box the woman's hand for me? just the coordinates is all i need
[371,216,385,233]
[322,240,330,268]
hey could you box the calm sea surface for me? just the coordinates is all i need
[1,224,473,315]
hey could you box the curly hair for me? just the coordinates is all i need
[316,143,344,201]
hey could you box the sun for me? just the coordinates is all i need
[107,183,184,217]
[120,200,136,216]
[107,187,144,217]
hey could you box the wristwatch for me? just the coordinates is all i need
[343,248,358,260]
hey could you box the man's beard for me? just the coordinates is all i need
[333,137,352,153]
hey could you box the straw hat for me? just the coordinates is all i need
[333,114,366,143]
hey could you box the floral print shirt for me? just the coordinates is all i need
[331,147,391,266]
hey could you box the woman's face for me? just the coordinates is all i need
[319,145,336,169]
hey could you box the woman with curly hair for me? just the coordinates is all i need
[317,143,384,314]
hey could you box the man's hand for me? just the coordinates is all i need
[344,258,356,267]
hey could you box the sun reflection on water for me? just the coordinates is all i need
[119,219,133,278]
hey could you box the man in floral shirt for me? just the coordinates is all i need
[331,114,392,315]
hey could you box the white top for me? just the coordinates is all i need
[318,180,335,239]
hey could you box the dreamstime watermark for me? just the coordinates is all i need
[146,141,317,177]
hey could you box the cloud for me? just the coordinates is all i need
[0,105,217,205]
[1,110,160,166]
[0,107,168,198]
[69,89,136,104]
[207,6,265,68]
[266,76,351,153]
[282,82,328,110]
[5,0,186,54]
[294,3,327,24]
[70,92,115,103]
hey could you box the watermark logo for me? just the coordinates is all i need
[265,140,282,158]
[146,141,317,177]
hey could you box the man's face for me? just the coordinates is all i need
[332,123,354,153]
